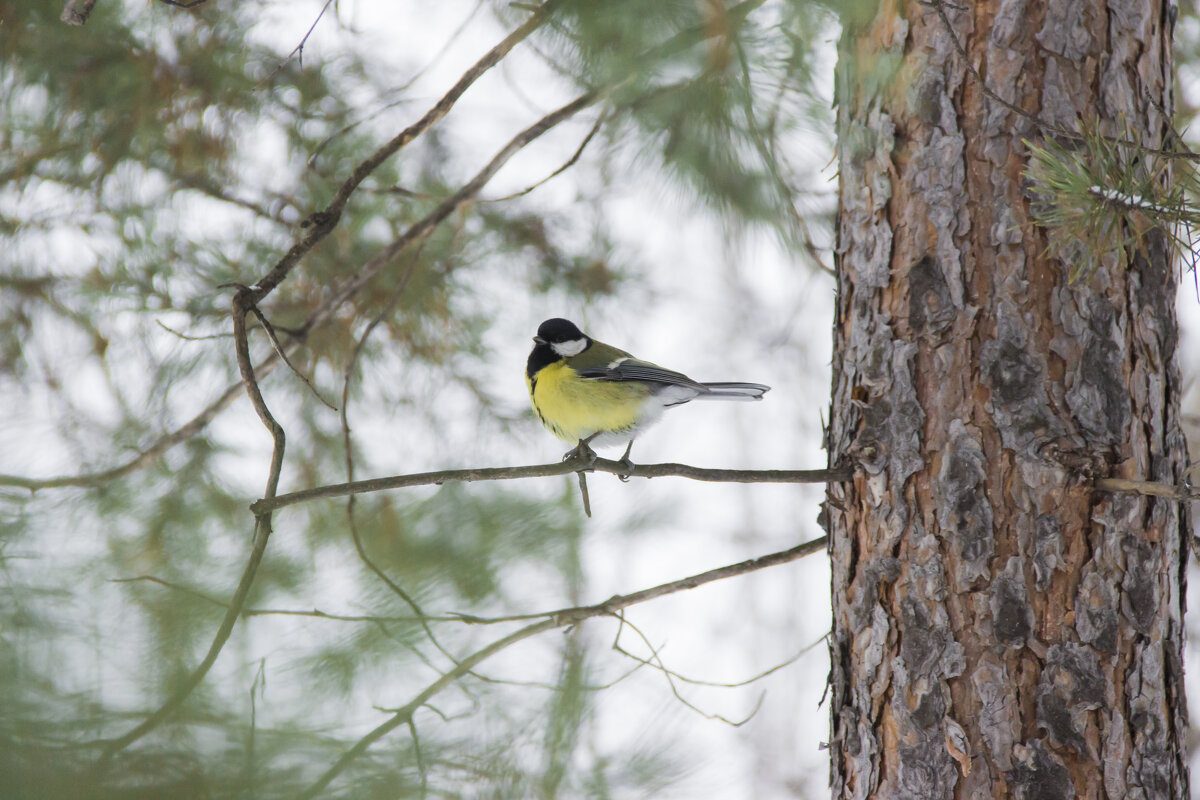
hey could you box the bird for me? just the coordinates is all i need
[526,317,770,465]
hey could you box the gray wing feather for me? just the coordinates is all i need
[576,359,706,390]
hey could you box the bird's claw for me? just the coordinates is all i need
[564,440,598,466]
[616,458,634,482]
[616,440,634,481]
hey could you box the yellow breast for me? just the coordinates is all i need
[528,361,650,443]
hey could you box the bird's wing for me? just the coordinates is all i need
[576,358,707,391]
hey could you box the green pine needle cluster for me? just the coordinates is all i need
[1025,120,1200,280]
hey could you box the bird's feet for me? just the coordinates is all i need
[564,436,598,466]
[616,440,635,482]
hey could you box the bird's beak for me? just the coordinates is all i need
[533,336,546,344]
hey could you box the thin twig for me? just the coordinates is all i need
[110,574,454,623]
[111,575,231,609]
[482,113,607,203]
[172,173,290,225]
[249,306,337,410]
[251,459,853,515]
[613,613,763,726]
[255,0,337,87]
[246,660,264,796]
[459,657,646,693]
[295,534,827,798]
[613,627,828,689]
[155,320,235,341]
[307,0,488,166]
[294,0,334,70]
[576,471,591,517]
[408,720,427,799]
[733,40,834,274]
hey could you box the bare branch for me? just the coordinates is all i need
[482,113,607,203]
[306,1,489,166]
[111,575,229,610]
[116,536,832,629]
[288,0,336,71]
[316,89,602,317]
[612,626,828,690]
[1093,477,1195,500]
[613,613,762,726]
[576,471,592,517]
[408,720,428,799]
[112,574,457,623]
[155,320,235,341]
[296,534,828,798]
[0,377,246,490]
[172,173,291,225]
[249,306,337,410]
[251,458,852,515]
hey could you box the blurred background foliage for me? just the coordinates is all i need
[0,0,837,797]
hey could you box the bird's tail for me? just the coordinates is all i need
[696,382,770,401]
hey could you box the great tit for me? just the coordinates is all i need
[526,318,770,462]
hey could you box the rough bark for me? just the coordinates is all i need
[825,0,1189,798]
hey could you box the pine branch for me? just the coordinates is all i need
[1024,124,1196,279]
[91,291,289,769]
[243,0,566,306]
[295,534,828,799]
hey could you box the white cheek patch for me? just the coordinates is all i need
[552,338,588,357]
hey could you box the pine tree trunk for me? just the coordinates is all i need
[825,0,1189,797]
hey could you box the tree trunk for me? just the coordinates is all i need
[825,0,1189,797]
